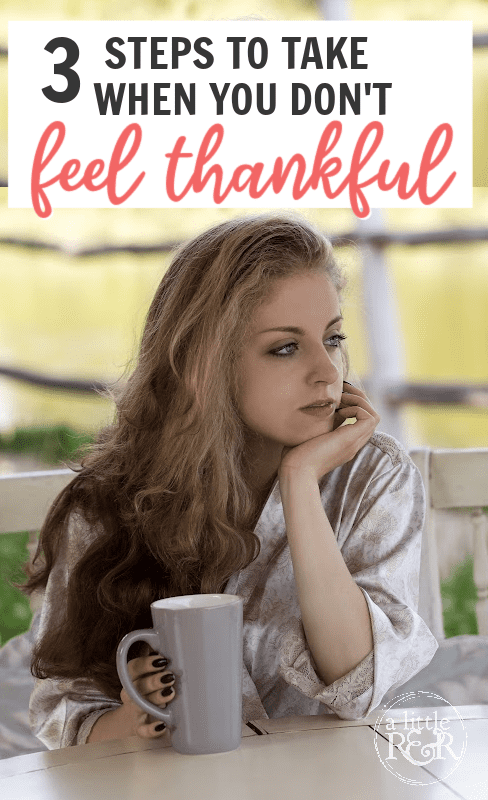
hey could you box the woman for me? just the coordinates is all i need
[22,213,438,748]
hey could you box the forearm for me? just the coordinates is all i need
[280,469,373,687]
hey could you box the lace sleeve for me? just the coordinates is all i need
[278,613,374,719]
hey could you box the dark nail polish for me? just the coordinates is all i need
[161,686,173,697]
[155,722,166,731]
[343,380,353,385]
[152,658,169,668]
[161,672,175,684]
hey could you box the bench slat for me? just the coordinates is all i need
[0,470,74,534]
[430,449,488,508]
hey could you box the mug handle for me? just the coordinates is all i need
[116,628,174,728]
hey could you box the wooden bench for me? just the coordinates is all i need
[410,448,488,639]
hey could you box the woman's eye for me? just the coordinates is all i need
[270,334,346,358]
[270,342,298,357]
[326,333,347,348]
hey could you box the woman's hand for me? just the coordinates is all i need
[120,653,176,739]
[88,653,176,743]
[279,382,380,484]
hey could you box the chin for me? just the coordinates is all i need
[298,419,335,438]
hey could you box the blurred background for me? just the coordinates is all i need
[0,0,487,647]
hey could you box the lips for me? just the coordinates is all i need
[300,399,334,409]
[299,403,335,417]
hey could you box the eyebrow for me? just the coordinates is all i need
[257,315,343,336]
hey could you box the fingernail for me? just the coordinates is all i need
[343,380,352,385]
[161,673,175,684]
[152,658,169,668]
[161,686,173,697]
[155,722,166,731]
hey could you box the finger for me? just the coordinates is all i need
[342,381,367,397]
[335,404,376,421]
[120,686,158,713]
[337,393,377,418]
[136,719,168,739]
[341,387,375,409]
[136,669,175,697]
[339,390,374,407]
[146,685,176,706]
[127,654,170,680]
[334,407,380,437]
[334,409,378,448]
[340,387,369,399]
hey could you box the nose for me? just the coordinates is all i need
[307,344,340,385]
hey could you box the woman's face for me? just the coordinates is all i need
[236,270,345,475]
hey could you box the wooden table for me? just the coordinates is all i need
[1,705,487,800]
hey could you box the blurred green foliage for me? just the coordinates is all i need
[0,426,480,645]
[0,532,32,646]
[441,555,478,638]
[0,425,93,465]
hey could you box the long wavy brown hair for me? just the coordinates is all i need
[20,212,349,700]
